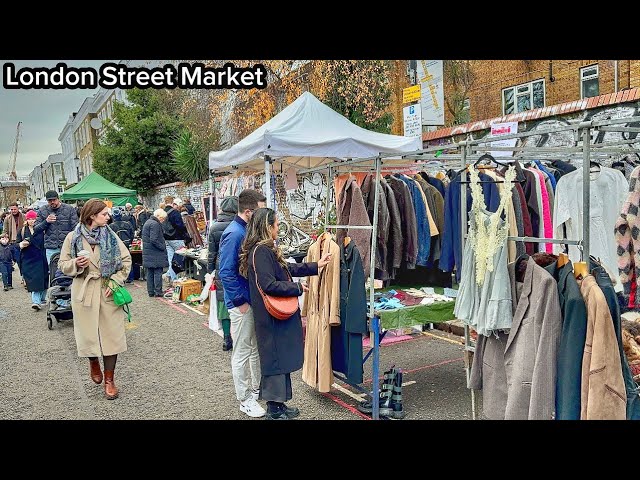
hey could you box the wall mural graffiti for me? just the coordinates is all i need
[463,102,640,166]
[284,172,327,228]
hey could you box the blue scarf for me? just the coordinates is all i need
[71,224,123,278]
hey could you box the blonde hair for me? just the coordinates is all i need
[154,209,168,219]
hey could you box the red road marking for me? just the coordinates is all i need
[156,297,189,314]
[362,357,464,384]
[132,283,142,289]
[322,392,371,420]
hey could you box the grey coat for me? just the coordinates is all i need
[34,202,79,250]
[142,216,169,269]
[470,257,562,419]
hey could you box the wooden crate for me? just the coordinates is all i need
[178,279,203,301]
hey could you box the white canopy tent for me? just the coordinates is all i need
[208,91,422,208]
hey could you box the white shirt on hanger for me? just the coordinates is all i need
[553,166,629,291]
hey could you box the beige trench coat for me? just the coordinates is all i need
[58,232,132,358]
[301,233,340,392]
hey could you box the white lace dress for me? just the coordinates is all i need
[454,166,516,336]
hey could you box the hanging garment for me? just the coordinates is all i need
[337,176,372,275]
[302,233,341,393]
[380,178,403,279]
[554,166,629,291]
[589,256,640,420]
[415,174,444,264]
[411,178,438,237]
[550,159,577,181]
[483,169,519,262]
[515,183,535,255]
[579,275,627,420]
[534,160,557,192]
[396,175,430,266]
[440,170,501,280]
[519,165,541,247]
[386,176,418,269]
[421,172,446,199]
[511,187,526,260]
[331,241,368,385]
[454,166,515,336]
[615,166,640,309]
[183,215,203,248]
[544,259,588,420]
[469,257,562,420]
[361,174,390,280]
[528,168,553,253]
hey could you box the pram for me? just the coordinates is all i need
[46,252,74,330]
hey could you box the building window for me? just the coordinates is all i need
[502,79,545,115]
[581,64,599,99]
[54,164,62,175]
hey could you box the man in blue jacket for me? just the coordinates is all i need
[218,189,266,418]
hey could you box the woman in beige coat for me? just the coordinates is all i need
[58,199,132,400]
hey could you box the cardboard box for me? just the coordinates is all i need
[178,279,203,301]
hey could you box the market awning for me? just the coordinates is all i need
[208,91,422,172]
[60,171,138,206]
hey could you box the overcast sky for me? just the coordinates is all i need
[0,60,115,177]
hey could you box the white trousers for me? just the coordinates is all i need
[229,306,261,402]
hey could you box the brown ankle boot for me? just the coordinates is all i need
[89,359,103,384]
[104,370,119,400]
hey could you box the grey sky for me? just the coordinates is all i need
[0,60,115,177]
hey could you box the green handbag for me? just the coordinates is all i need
[109,279,133,322]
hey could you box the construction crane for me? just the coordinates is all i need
[7,121,21,181]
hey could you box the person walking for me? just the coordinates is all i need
[0,233,15,291]
[207,195,238,351]
[110,209,135,283]
[240,208,331,420]
[218,189,266,418]
[162,196,190,282]
[58,199,132,400]
[34,190,79,264]
[142,209,169,297]
[2,203,25,260]
[16,210,49,310]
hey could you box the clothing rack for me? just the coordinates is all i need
[206,115,640,421]
[456,117,640,419]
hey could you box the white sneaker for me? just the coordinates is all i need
[240,398,265,418]
[252,389,260,401]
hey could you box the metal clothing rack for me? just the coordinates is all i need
[455,117,640,419]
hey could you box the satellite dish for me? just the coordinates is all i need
[90,118,103,130]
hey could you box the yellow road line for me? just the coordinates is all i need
[421,330,464,346]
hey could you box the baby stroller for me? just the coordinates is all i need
[47,252,74,330]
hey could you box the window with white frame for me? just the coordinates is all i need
[502,79,545,115]
[581,65,599,99]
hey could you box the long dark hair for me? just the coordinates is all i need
[239,207,286,278]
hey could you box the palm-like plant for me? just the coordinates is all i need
[172,130,209,183]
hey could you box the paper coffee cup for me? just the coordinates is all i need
[78,249,91,258]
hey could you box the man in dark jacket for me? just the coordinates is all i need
[218,189,266,418]
[34,190,79,265]
[142,209,170,297]
[162,196,190,282]
[207,196,238,351]
[183,197,196,215]
[111,209,136,283]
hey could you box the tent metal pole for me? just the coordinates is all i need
[370,156,381,420]
[582,125,591,261]
[459,141,477,420]
[264,155,273,209]
[325,165,332,230]
[209,170,214,234]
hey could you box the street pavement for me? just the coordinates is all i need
[0,274,475,420]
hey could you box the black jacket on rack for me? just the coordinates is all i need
[331,241,368,385]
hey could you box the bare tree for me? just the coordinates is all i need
[444,60,475,126]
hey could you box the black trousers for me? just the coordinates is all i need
[0,261,12,287]
[146,267,164,296]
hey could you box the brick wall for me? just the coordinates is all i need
[457,60,639,124]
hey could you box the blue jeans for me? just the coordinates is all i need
[0,261,13,287]
[32,290,47,304]
[46,248,61,265]
[165,240,185,281]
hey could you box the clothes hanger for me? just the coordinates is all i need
[573,244,588,279]
[557,252,570,268]
[474,153,510,169]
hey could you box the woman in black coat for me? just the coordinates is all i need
[142,209,170,297]
[16,210,49,310]
[239,208,331,420]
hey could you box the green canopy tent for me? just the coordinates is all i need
[60,171,138,207]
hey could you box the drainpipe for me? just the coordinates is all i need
[614,60,618,92]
